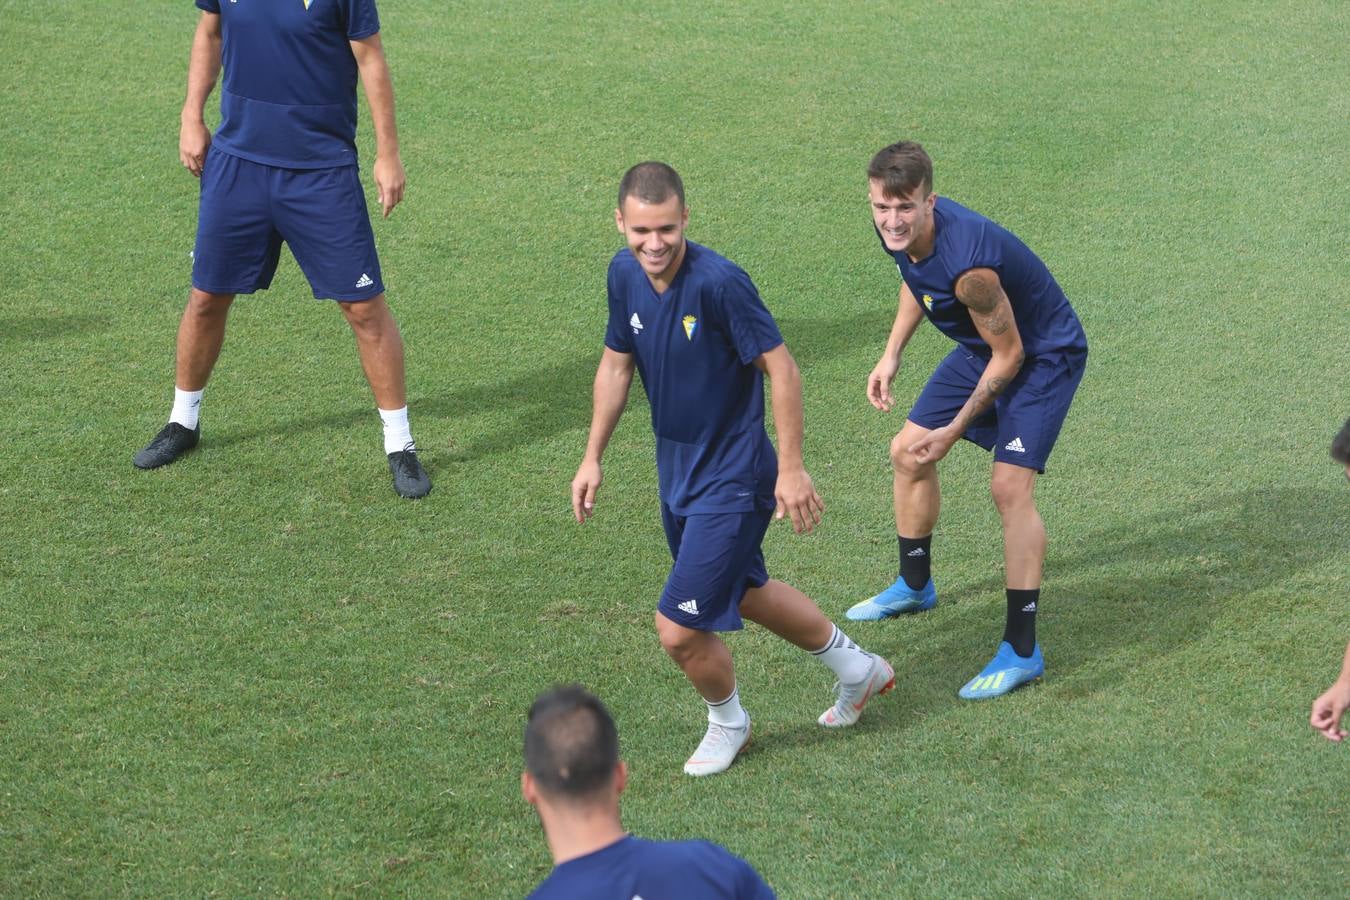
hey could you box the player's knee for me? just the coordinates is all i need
[889,432,927,479]
[990,472,1034,514]
[187,288,233,317]
[341,292,384,316]
[342,295,397,336]
[655,613,697,659]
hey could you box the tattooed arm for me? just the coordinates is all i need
[909,268,1025,464]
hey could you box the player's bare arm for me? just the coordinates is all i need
[868,281,926,412]
[755,343,824,534]
[572,348,635,522]
[910,268,1025,464]
[180,12,222,178]
[350,34,404,218]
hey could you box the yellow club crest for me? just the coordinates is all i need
[682,315,698,340]
[922,294,934,310]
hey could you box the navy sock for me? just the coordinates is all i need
[898,535,931,591]
[1003,589,1039,658]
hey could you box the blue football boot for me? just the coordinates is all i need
[958,641,1044,699]
[845,577,937,621]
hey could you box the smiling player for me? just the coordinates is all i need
[849,141,1088,700]
[571,162,894,776]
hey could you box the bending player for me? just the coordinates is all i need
[848,141,1088,700]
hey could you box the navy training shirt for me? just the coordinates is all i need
[527,835,776,900]
[196,0,380,168]
[605,241,784,517]
[880,197,1088,358]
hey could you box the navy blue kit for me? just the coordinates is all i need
[528,835,775,900]
[191,0,385,301]
[880,196,1089,471]
[604,242,786,631]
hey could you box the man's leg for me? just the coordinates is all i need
[340,295,430,499]
[992,462,1045,592]
[340,293,407,410]
[848,419,942,619]
[957,462,1047,699]
[655,612,749,776]
[176,288,235,392]
[740,580,832,650]
[133,289,235,469]
[892,420,942,541]
[992,462,1044,656]
[742,580,895,727]
[656,612,737,702]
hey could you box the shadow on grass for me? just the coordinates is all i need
[203,353,600,463]
[0,313,111,346]
[200,309,886,463]
[863,485,1346,707]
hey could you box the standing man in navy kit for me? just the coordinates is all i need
[133,0,430,499]
[571,162,893,777]
[848,141,1087,700]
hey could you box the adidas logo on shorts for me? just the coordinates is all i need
[355,273,374,289]
[677,598,700,616]
[1004,437,1026,453]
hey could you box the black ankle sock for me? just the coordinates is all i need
[898,535,931,590]
[1003,589,1039,657]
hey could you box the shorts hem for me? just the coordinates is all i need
[192,281,264,296]
[991,452,1047,473]
[658,615,746,634]
[323,289,384,302]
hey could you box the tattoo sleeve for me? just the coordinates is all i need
[956,269,1012,335]
[950,376,1009,432]
[948,269,1025,432]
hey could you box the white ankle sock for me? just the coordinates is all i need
[379,406,414,455]
[170,388,203,430]
[704,685,748,728]
[811,624,873,683]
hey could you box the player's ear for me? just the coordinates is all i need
[521,771,537,806]
[614,207,625,234]
[614,760,629,796]
[681,205,689,228]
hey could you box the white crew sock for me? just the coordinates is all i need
[811,624,873,684]
[704,684,748,729]
[169,388,203,430]
[379,406,414,455]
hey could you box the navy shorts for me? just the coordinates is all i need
[908,347,1086,472]
[658,505,772,633]
[192,146,384,301]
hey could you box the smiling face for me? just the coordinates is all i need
[869,179,937,260]
[615,194,688,288]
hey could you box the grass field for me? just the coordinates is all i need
[2,0,1348,895]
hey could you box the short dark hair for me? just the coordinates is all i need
[1332,419,1350,465]
[524,685,620,798]
[868,141,933,199]
[618,161,685,210]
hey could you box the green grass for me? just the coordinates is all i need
[2,0,1348,895]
